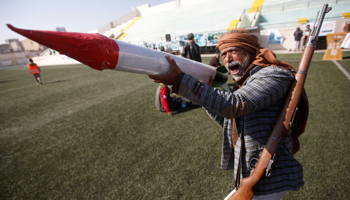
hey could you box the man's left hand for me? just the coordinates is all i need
[148,55,183,85]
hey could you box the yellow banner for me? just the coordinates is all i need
[323,32,347,60]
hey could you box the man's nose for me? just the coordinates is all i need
[224,53,232,62]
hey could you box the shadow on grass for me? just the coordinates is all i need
[171,103,202,116]
[42,80,70,84]
[343,56,350,59]
[0,80,15,84]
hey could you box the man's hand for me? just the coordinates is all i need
[207,76,214,87]
[148,55,183,85]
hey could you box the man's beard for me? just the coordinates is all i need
[225,54,251,81]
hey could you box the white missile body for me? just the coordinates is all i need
[115,40,216,82]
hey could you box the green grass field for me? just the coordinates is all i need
[1,52,349,199]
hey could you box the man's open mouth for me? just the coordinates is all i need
[227,62,241,75]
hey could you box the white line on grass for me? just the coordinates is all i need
[332,60,350,81]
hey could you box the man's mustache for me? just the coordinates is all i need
[225,61,242,70]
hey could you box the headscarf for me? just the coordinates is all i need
[217,28,260,55]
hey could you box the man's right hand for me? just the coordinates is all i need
[148,55,183,85]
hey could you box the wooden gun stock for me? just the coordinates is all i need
[226,4,331,200]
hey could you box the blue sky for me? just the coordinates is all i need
[0,0,171,43]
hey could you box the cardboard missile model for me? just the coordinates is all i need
[7,24,216,83]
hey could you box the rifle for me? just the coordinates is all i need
[225,4,332,200]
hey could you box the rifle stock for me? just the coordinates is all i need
[226,4,331,200]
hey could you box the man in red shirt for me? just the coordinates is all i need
[155,84,173,116]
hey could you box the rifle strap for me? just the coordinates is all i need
[232,119,243,188]
[232,119,238,149]
[232,78,248,188]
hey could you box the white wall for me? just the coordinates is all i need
[260,27,297,51]
[0,51,40,68]
[180,0,211,7]
[335,19,350,33]
[32,54,81,66]
[136,2,176,17]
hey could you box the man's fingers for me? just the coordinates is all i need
[208,76,214,87]
[147,75,160,83]
[147,55,182,85]
[165,54,174,62]
[165,55,177,68]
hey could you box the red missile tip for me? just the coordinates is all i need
[7,24,14,30]
[6,24,119,71]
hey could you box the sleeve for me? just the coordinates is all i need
[161,87,172,113]
[197,45,202,62]
[181,44,188,58]
[175,67,294,119]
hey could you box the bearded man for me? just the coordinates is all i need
[148,28,305,199]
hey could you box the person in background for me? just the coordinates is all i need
[302,24,312,51]
[155,83,173,116]
[294,27,303,51]
[181,33,202,62]
[27,58,42,85]
[148,28,308,200]
[209,53,221,68]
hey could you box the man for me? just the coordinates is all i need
[302,24,312,51]
[149,28,306,199]
[209,53,221,68]
[152,44,158,50]
[27,58,42,85]
[181,33,202,62]
[294,27,303,51]
[155,83,173,116]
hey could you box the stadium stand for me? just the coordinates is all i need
[121,0,255,44]
[94,0,350,52]
[259,0,350,30]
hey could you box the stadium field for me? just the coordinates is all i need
[1,51,349,199]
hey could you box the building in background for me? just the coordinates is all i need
[22,39,46,51]
[56,27,66,32]
[0,44,11,54]
[6,39,24,52]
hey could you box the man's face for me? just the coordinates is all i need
[220,46,252,81]
[188,39,194,43]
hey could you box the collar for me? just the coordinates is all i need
[250,66,262,76]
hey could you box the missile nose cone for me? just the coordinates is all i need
[6,24,15,30]
[6,24,119,71]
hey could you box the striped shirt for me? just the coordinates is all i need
[176,66,304,195]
